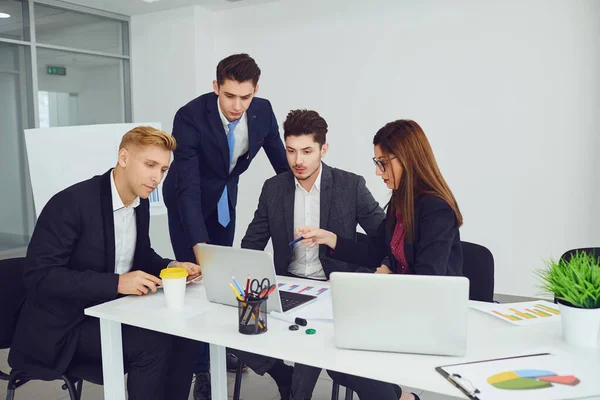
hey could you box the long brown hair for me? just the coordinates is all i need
[373,120,462,242]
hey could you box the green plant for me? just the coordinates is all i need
[537,251,600,309]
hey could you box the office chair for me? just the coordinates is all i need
[461,241,495,303]
[0,257,103,400]
[560,247,600,264]
[0,258,26,383]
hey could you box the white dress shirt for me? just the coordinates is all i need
[218,99,249,173]
[288,166,326,280]
[110,169,140,275]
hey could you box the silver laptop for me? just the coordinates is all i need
[196,244,317,313]
[330,272,469,356]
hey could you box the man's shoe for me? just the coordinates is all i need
[226,352,249,373]
[193,371,211,400]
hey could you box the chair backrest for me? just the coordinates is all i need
[560,248,600,264]
[461,241,495,302]
[0,257,27,350]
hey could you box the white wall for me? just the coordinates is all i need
[131,0,600,296]
[131,6,209,258]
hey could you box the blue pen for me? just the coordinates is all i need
[232,276,245,298]
[288,236,305,247]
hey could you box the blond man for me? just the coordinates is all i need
[9,127,200,400]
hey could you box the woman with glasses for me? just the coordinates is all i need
[296,119,463,400]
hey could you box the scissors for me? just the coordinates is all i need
[249,278,274,298]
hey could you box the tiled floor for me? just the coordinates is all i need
[1,348,461,399]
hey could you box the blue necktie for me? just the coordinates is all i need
[217,120,239,227]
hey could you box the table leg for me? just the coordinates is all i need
[210,344,228,399]
[99,318,126,400]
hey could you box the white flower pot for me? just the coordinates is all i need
[558,302,600,348]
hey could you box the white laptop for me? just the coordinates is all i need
[330,272,469,356]
[196,243,317,313]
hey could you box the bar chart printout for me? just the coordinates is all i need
[469,300,561,326]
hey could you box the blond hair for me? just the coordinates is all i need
[119,126,176,152]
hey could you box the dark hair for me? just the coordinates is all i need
[216,53,261,86]
[283,109,328,147]
[373,119,462,241]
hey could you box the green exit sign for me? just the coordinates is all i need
[47,66,66,76]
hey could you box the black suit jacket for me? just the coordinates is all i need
[241,164,386,278]
[163,92,289,247]
[8,169,170,379]
[334,194,463,276]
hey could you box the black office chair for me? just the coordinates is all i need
[461,241,495,303]
[0,258,26,383]
[0,257,103,400]
[560,247,600,264]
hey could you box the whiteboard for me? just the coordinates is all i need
[24,122,168,217]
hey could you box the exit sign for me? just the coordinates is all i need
[47,66,66,76]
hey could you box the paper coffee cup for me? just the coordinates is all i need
[160,267,188,310]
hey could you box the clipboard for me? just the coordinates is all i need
[435,353,551,400]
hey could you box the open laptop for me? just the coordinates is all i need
[330,272,469,356]
[196,243,317,313]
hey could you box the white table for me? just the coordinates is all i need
[85,277,597,400]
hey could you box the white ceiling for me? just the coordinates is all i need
[55,0,281,16]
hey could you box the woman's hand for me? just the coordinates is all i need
[296,227,338,249]
[375,264,393,274]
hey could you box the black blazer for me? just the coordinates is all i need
[334,194,463,276]
[241,164,385,278]
[163,92,289,247]
[8,169,170,379]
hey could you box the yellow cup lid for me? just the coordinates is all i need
[160,267,188,279]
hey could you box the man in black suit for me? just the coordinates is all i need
[234,110,386,400]
[9,126,201,400]
[162,53,289,398]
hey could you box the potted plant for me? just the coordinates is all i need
[537,251,600,348]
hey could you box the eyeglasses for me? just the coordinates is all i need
[372,156,397,172]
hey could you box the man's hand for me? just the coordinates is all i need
[375,264,393,274]
[171,261,202,282]
[118,271,162,295]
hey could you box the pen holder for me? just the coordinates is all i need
[238,296,268,335]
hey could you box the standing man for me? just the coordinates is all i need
[163,53,289,399]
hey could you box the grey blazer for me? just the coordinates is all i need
[241,163,385,278]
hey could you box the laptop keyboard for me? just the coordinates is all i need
[280,291,316,312]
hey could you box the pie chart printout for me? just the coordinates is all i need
[487,370,580,390]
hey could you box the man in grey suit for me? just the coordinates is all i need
[234,109,385,400]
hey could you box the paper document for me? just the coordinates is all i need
[437,353,600,400]
[469,300,560,326]
[278,282,330,296]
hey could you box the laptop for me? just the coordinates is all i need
[196,243,317,313]
[330,272,469,356]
